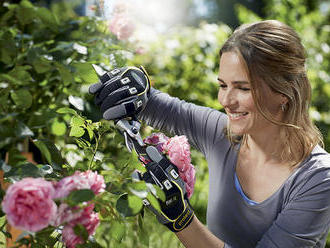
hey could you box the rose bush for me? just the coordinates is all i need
[1,170,105,247]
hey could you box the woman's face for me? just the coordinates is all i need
[217,52,285,136]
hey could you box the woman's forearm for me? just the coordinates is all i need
[176,216,225,248]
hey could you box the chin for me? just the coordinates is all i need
[228,123,247,135]
[228,128,246,136]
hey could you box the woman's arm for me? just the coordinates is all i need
[139,88,228,155]
[176,217,225,248]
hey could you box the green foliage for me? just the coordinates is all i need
[0,0,150,247]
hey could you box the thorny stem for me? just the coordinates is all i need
[88,130,105,170]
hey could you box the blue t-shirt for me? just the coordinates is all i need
[140,88,330,248]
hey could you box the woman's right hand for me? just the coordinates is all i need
[89,66,151,120]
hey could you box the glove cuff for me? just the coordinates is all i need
[164,203,194,232]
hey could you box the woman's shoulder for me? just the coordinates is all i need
[307,145,330,170]
[290,145,330,197]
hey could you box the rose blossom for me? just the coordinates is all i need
[108,14,135,40]
[164,135,191,172]
[54,170,105,199]
[179,164,196,198]
[144,132,169,153]
[62,204,100,248]
[78,170,106,195]
[2,178,57,232]
[50,203,83,227]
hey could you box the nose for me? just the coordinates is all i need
[218,88,238,108]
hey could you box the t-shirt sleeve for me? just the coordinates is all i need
[256,166,330,248]
[139,88,228,156]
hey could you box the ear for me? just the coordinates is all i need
[280,94,288,105]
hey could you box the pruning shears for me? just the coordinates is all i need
[115,118,163,165]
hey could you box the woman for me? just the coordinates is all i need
[90,20,330,247]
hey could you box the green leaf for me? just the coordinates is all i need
[56,63,74,85]
[35,7,58,30]
[67,189,95,205]
[15,121,34,138]
[5,163,41,179]
[153,184,166,202]
[51,120,67,136]
[33,58,52,74]
[12,64,33,77]
[73,223,89,242]
[16,6,35,25]
[34,140,51,164]
[128,181,148,198]
[116,194,143,217]
[11,89,33,109]
[73,62,99,84]
[33,139,64,169]
[56,107,77,115]
[137,213,149,246]
[6,148,26,167]
[0,31,16,64]
[20,0,34,8]
[71,116,85,127]
[146,193,161,212]
[109,221,126,242]
[86,125,94,140]
[70,126,85,137]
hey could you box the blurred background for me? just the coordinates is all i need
[0,0,329,247]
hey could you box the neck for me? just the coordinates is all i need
[242,126,285,166]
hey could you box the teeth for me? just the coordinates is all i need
[229,112,248,118]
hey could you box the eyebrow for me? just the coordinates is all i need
[217,78,250,85]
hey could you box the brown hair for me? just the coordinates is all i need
[220,20,323,166]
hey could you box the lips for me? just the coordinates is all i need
[227,112,248,120]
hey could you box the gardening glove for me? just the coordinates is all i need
[89,66,151,120]
[135,146,194,232]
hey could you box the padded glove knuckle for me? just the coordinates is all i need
[90,65,151,120]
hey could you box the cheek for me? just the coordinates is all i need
[217,90,222,104]
[240,94,255,110]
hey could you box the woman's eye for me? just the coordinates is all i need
[239,87,251,91]
[219,84,227,89]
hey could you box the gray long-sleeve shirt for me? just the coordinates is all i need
[139,89,330,248]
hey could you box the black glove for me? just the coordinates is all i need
[89,66,151,120]
[135,146,194,232]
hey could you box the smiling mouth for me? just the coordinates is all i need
[227,112,249,120]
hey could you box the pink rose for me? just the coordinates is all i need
[144,133,169,153]
[54,173,90,199]
[164,135,191,172]
[109,14,135,40]
[54,170,105,199]
[78,170,106,195]
[179,164,196,199]
[50,203,83,227]
[62,204,100,248]
[2,178,57,232]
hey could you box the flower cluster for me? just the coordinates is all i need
[144,133,196,198]
[1,171,105,248]
[108,1,135,40]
